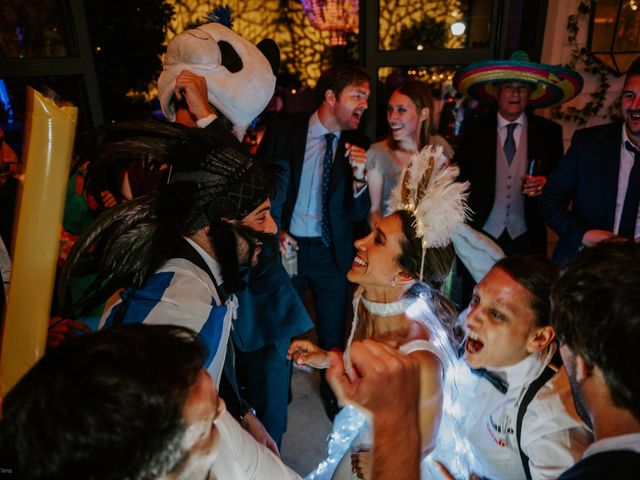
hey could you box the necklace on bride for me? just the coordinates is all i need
[343,288,417,376]
[360,295,416,317]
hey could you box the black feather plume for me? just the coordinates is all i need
[81,121,184,209]
[59,195,168,315]
[58,120,270,317]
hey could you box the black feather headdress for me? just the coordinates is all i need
[60,120,272,316]
[77,121,178,209]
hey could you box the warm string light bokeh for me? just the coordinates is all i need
[300,0,359,46]
[164,0,469,89]
[378,0,465,51]
[166,0,329,88]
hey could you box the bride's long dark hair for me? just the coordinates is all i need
[395,209,459,347]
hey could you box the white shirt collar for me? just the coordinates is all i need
[497,112,526,129]
[487,344,555,389]
[583,432,640,458]
[309,110,341,139]
[183,236,224,286]
[622,124,630,148]
[622,124,640,152]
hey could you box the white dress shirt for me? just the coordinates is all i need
[457,346,593,479]
[100,237,234,388]
[289,111,340,237]
[497,112,525,151]
[582,432,640,458]
[212,409,301,479]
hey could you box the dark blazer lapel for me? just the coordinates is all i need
[601,124,623,229]
[526,115,540,166]
[331,130,371,193]
[328,135,348,193]
[481,116,498,200]
[290,116,311,201]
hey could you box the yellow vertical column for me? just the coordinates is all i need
[0,87,77,394]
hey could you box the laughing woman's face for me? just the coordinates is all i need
[347,213,406,294]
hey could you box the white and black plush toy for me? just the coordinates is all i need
[157,8,280,140]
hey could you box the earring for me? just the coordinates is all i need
[390,275,397,288]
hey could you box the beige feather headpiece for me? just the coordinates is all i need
[389,144,470,280]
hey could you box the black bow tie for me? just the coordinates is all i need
[470,367,509,394]
[457,341,509,394]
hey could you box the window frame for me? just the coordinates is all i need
[0,0,104,128]
[359,0,548,139]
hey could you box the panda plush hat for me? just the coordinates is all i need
[158,8,280,140]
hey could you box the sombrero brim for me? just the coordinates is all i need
[453,59,583,108]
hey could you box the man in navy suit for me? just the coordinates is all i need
[551,242,640,478]
[541,56,640,264]
[258,65,371,418]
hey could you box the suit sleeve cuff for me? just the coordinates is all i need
[196,114,217,129]
[353,182,368,198]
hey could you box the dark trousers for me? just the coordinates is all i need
[291,237,349,352]
[290,236,349,411]
[235,339,291,448]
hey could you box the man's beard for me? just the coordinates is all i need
[234,235,257,267]
[207,221,276,292]
[232,224,276,267]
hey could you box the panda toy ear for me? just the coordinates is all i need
[256,39,280,75]
[207,6,279,75]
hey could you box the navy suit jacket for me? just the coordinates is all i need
[201,120,312,351]
[454,112,564,254]
[557,450,640,479]
[257,112,371,274]
[540,122,623,264]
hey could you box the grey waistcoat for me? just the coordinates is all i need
[483,126,528,240]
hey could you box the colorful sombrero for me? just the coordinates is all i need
[453,51,583,109]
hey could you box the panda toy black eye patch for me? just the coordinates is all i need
[218,41,243,73]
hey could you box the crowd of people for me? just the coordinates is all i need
[0,9,639,480]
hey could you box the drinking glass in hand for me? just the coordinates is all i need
[522,158,539,195]
[282,243,298,277]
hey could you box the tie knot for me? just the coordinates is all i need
[625,140,639,158]
[325,133,336,144]
[507,123,518,134]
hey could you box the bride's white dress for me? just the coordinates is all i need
[305,290,472,480]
